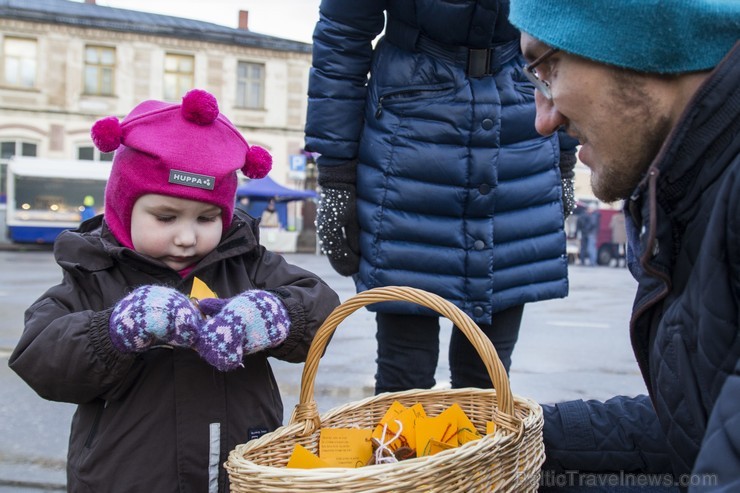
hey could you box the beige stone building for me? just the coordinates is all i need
[0,0,617,247]
[0,0,314,240]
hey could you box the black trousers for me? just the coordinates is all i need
[374,304,523,394]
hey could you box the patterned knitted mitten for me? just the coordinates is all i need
[195,291,291,371]
[109,285,202,353]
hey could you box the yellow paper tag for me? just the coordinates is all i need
[319,428,373,468]
[416,414,458,457]
[374,401,407,426]
[427,438,456,455]
[439,403,481,445]
[372,401,426,452]
[286,444,329,469]
[189,276,217,301]
[397,403,426,450]
[372,401,406,450]
[486,421,497,435]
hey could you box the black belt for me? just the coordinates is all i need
[384,17,520,78]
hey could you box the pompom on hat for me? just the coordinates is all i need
[91,89,271,248]
[509,0,740,74]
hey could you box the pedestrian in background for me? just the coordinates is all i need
[609,208,627,268]
[510,0,739,490]
[576,202,599,266]
[305,0,577,393]
[8,89,339,491]
[260,198,280,228]
[79,194,96,222]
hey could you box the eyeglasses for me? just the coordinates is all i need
[523,47,559,100]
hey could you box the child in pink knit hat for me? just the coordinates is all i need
[92,88,271,251]
[10,89,340,491]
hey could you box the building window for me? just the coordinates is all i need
[84,45,115,96]
[164,53,194,101]
[236,61,265,109]
[0,139,37,204]
[77,145,114,162]
[3,37,37,88]
[1,140,37,160]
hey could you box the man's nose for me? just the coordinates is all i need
[533,90,567,136]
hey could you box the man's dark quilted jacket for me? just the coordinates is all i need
[541,43,740,491]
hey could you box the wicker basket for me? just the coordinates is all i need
[226,286,544,492]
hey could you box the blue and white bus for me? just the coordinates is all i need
[6,157,111,244]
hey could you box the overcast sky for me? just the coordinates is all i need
[81,0,322,43]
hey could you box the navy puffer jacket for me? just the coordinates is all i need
[306,0,571,323]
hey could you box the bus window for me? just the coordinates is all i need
[13,175,105,223]
[7,157,111,243]
[1,140,38,204]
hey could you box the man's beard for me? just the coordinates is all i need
[590,72,673,203]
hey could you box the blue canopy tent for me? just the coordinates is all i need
[235,175,317,228]
[236,175,317,201]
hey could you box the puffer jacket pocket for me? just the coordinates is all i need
[373,83,456,119]
[368,37,459,117]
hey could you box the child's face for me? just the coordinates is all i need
[130,194,223,271]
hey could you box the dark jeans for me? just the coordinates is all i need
[580,234,598,266]
[374,304,523,394]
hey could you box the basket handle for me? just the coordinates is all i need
[290,286,516,435]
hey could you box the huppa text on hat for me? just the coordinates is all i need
[90,88,272,248]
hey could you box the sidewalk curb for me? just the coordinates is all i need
[0,460,65,492]
[0,242,53,252]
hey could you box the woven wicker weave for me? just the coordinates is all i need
[227,286,544,492]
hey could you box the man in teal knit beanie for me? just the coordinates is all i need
[507,1,739,491]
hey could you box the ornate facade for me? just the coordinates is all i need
[0,0,312,196]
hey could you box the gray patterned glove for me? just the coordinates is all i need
[316,161,361,276]
[559,149,577,219]
[109,285,202,353]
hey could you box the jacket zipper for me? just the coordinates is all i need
[84,400,107,448]
[628,168,672,400]
[639,169,671,291]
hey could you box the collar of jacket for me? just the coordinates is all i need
[624,42,740,388]
[628,42,740,278]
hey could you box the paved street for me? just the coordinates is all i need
[0,248,646,491]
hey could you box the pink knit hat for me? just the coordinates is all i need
[90,89,271,248]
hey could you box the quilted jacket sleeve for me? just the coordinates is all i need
[9,275,139,405]
[692,359,740,491]
[304,0,387,163]
[541,395,673,474]
[691,175,740,492]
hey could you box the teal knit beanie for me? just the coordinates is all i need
[509,0,740,74]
